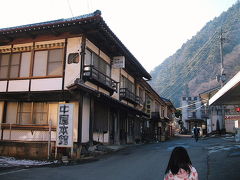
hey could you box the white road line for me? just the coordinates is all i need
[0,169,28,176]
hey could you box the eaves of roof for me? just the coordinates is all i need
[199,86,220,96]
[68,81,150,118]
[0,10,102,34]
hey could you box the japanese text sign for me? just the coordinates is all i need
[56,104,74,147]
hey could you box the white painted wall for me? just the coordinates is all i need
[0,81,7,92]
[64,37,82,88]
[111,68,120,100]
[31,78,62,91]
[8,80,29,92]
[82,96,90,143]
[71,101,79,143]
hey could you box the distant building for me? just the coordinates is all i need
[201,72,240,134]
[181,96,206,131]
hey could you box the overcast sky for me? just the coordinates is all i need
[0,0,237,72]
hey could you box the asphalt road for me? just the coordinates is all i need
[0,136,240,180]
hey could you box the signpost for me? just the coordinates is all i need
[56,103,74,158]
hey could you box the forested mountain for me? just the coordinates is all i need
[150,2,240,107]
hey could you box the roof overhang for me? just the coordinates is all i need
[0,10,151,80]
[68,80,149,117]
[199,86,220,101]
[209,71,240,105]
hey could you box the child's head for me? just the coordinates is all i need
[165,146,192,175]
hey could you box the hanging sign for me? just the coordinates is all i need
[112,56,125,68]
[225,115,240,120]
[56,103,74,147]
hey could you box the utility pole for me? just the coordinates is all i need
[219,28,225,88]
[219,28,226,131]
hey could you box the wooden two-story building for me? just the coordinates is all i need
[0,10,175,159]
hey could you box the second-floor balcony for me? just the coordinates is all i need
[119,88,140,105]
[83,65,118,95]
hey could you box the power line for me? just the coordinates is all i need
[67,0,74,17]
[177,100,202,109]
[157,30,220,99]
[189,104,205,113]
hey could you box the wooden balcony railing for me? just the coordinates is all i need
[83,65,118,95]
[119,88,140,105]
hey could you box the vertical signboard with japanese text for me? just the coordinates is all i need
[56,104,74,147]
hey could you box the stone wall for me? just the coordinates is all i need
[0,141,49,160]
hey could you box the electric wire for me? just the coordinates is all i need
[157,30,220,100]
[67,0,74,17]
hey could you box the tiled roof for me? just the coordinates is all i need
[0,10,101,33]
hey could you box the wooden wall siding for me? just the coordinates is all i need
[1,32,81,46]
[31,78,62,91]
[35,39,65,47]
[0,40,65,53]
[0,45,11,53]
[64,37,82,89]
[121,69,134,83]
[86,39,111,64]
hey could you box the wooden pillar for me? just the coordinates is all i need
[107,106,110,144]
[114,110,120,145]
[89,96,94,146]
[80,35,86,80]
[1,101,7,140]
[77,95,83,144]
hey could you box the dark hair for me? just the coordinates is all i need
[165,146,192,175]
